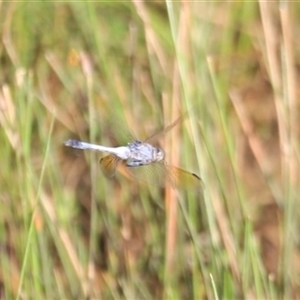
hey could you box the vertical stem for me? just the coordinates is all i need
[81,49,97,296]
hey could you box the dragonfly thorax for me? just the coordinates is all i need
[126,141,165,167]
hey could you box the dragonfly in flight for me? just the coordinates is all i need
[64,114,201,189]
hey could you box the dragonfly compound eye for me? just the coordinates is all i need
[155,147,165,162]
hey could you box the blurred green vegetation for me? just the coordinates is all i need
[1,1,300,299]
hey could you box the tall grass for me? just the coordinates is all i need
[0,1,299,299]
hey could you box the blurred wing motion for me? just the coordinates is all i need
[166,165,203,189]
[100,154,202,189]
[66,109,202,189]
[100,154,121,178]
[144,114,183,144]
[125,161,203,189]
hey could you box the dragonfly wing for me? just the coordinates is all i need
[126,161,202,189]
[100,154,121,178]
[164,164,203,189]
[144,108,195,144]
[99,109,136,145]
[125,161,168,187]
[144,115,184,144]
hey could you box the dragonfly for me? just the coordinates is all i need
[64,114,202,189]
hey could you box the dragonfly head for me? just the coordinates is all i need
[154,146,165,162]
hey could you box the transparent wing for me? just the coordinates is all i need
[165,164,203,189]
[125,161,202,189]
[144,114,184,144]
[104,112,136,145]
[100,154,121,178]
[144,108,196,144]
[87,106,137,146]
